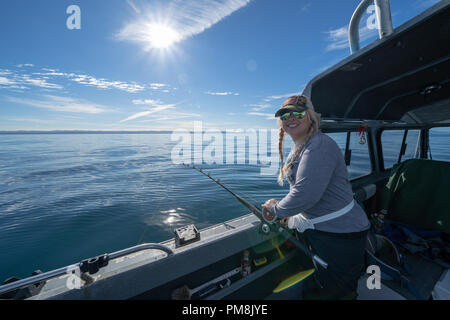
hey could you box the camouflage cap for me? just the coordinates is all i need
[275,95,309,117]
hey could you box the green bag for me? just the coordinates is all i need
[381,159,450,233]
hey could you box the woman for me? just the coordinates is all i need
[262,95,370,300]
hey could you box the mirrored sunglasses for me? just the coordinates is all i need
[280,111,307,121]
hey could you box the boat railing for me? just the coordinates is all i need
[349,0,394,53]
[0,243,173,297]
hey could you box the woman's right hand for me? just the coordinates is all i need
[262,199,278,208]
[261,199,278,224]
[279,217,289,227]
[262,200,289,227]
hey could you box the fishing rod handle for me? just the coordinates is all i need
[277,226,328,269]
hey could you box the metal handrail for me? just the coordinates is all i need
[0,243,173,296]
[108,243,174,259]
[349,0,394,53]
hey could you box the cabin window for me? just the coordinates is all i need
[326,132,371,179]
[381,129,421,169]
[429,127,450,162]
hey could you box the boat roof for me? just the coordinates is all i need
[303,1,450,125]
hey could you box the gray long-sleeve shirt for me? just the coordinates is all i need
[272,132,370,234]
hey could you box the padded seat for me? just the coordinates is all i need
[381,159,450,233]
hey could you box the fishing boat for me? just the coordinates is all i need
[1,0,449,300]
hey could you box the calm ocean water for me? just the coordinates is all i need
[1,129,449,282]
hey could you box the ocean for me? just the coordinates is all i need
[1,128,449,282]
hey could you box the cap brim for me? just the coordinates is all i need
[275,105,307,117]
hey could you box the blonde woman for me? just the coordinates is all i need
[262,95,370,300]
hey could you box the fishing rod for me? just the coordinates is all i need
[182,163,328,269]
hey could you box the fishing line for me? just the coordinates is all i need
[194,165,261,213]
[137,226,149,245]
[225,182,262,212]
[182,163,328,270]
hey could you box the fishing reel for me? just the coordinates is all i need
[259,219,288,235]
[259,223,271,235]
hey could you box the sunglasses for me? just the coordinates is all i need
[280,111,307,121]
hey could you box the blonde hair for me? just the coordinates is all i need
[277,103,321,186]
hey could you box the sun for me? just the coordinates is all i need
[145,23,181,49]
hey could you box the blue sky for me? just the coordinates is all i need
[0,0,440,131]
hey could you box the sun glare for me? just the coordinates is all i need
[146,24,181,49]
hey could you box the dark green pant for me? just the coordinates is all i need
[302,229,368,300]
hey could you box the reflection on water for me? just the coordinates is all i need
[161,208,186,226]
[0,132,449,281]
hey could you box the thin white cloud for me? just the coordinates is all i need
[7,95,110,114]
[249,103,271,111]
[0,77,18,86]
[36,68,165,93]
[120,104,176,122]
[116,0,251,50]
[245,93,298,118]
[3,66,168,94]
[21,75,63,90]
[205,91,239,96]
[263,92,298,102]
[132,99,162,106]
[69,74,145,93]
[301,2,312,12]
[0,69,63,90]
[123,98,198,122]
[16,64,34,68]
[8,117,56,124]
[413,0,440,9]
[324,24,378,52]
[152,112,201,121]
[149,83,168,90]
[247,112,274,120]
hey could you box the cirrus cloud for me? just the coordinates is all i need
[7,95,110,114]
[247,112,274,120]
[116,0,252,50]
[324,24,378,52]
[0,69,63,90]
[205,91,239,96]
[120,103,176,122]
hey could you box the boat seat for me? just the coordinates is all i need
[380,159,450,233]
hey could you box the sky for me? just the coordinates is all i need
[0,0,442,131]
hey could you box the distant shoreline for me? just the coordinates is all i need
[0,131,174,135]
[0,130,261,135]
